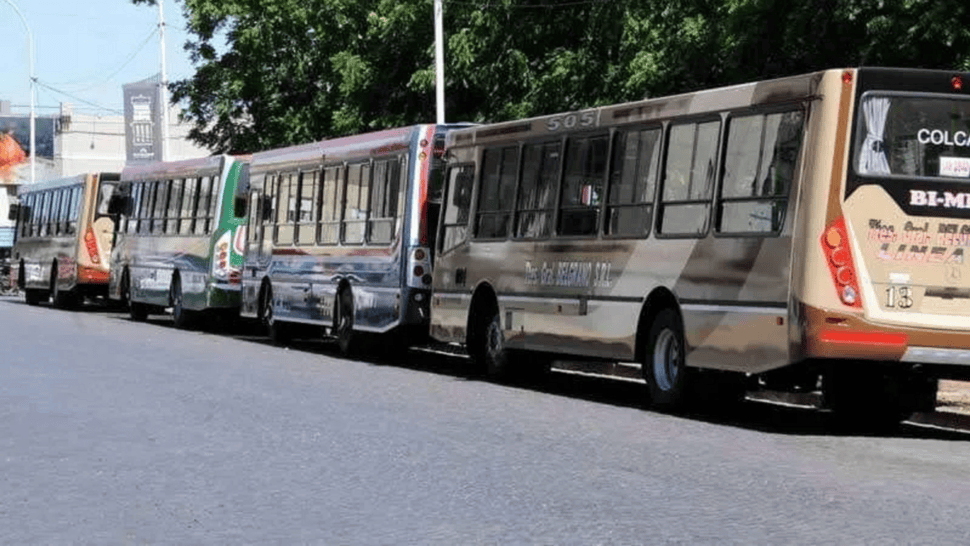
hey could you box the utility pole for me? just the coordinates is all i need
[4,0,35,183]
[158,0,170,161]
[434,0,445,124]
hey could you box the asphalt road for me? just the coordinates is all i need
[3,296,970,544]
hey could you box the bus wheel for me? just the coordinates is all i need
[51,267,78,310]
[468,306,515,382]
[125,273,148,322]
[262,283,289,345]
[335,288,358,356]
[170,274,194,330]
[644,308,692,410]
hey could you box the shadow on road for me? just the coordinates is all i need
[7,294,970,441]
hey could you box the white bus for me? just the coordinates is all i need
[109,155,250,327]
[241,124,468,352]
[10,173,120,307]
[431,67,970,425]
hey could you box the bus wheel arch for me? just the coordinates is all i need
[260,278,288,345]
[334,280,358,355]
[466,282,514,380]
[635,288,691,409]
[170,271,193,329]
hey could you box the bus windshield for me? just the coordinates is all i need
[855,94,970,179]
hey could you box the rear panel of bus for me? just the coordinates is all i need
[797,68,970,373]
[13,173,118,296]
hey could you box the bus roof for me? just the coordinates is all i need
[120,155,227,181]
[445,69,830,148]
[249,126,419,175]
[249,123,473,175]
[17,173,116,193]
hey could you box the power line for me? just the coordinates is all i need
[33,80,123,115]
[47,27,159,90]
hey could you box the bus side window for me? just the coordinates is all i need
[659,120,720,236]
[40,191,51,237]
[559,135,608,237]
[195,177,213,235]
[296,170,318,245]
[441,164,475,253]
[318,166,343,245]
[275,172,296,245]
[718,110,805,234]
[50,190,63,236]
[342,163,370,244]
[151,180,170,234]
[167,179,184,234]
[475,146,518,239]
[515,141,560,239]
[180,178,198,235]
[367,159,400,245]
[607,128,661,238]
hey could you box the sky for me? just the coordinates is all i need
[0,0,194,117]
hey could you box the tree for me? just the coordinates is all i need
[134,0,970,153]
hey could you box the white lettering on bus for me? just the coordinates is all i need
[917,129,970,147]
[910,189,970,209]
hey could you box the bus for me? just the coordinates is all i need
[10,172,120,307]
[240,124,468,352]
[109,155,249,328]
[430,67,970,424]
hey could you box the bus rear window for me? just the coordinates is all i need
[855,94,970,179]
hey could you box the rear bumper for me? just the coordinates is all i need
[801,303,970,365]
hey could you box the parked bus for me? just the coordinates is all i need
[10,172,120,307]
[430,67,970,424]
[109,155,249,327]
[240,124,468,352]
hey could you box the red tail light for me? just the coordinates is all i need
[83,227,101,265]
[821,217,861,308]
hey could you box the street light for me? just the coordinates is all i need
[3,0,35,184]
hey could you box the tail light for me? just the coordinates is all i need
[821,217,861,308]
[407,246,432,288]
[83,227,101,264]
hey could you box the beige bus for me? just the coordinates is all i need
[10,173,120,307]
[431,67,970,425]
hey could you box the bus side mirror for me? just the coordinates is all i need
[7,203,19,221]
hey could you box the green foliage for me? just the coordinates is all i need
[136,0,970,153]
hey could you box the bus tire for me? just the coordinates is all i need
[170,274,195,330]
[335,287,358,356]
[262,283,289,345]
[51,263,78,310]
[644,308,692,410]
[124,273,149,322]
